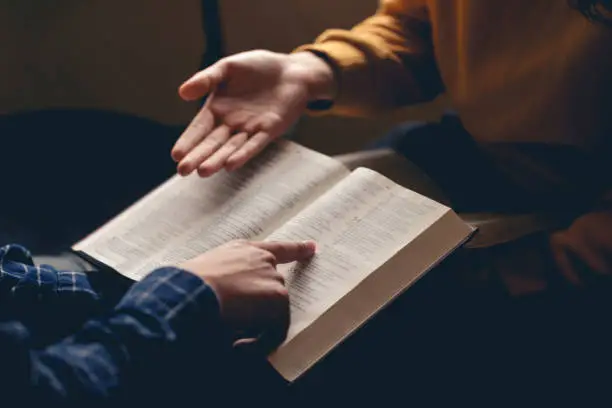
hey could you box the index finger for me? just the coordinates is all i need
[252,241,316,264]
[551,240,583,286]
[171,107,215,163]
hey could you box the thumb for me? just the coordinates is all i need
[179,61,228,101]
[252,240,316,264]
[233,330,286,357]
[233,301,290,356]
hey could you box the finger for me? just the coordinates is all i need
[179,62,228,101]
[252,241,316,264]
[242,115,262,135]
[255,324,289,355]
[235,294,290,356]
[171,107,215,162]
[554,231,611,277]
[566,250,607,288]
[197,132,249,177]
[259,288,291,354]
[233,337,259,349]
[583,233,612,275]
[177,125,231,176]
[233,331,285,356]
[570,244,611,276]
[224,110,255,130]
[243,112,283,135]
[225,132,273,171]
[551,240,583,286]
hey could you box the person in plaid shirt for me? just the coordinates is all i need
[0,239,315,407]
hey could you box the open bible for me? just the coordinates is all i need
[73,140,475,382]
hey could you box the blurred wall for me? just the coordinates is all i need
[0,1,445,152]
[221,0,446,154]
[0,0,203,125]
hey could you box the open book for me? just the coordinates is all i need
[73,140,475,382]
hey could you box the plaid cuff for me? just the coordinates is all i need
[0,244,98,302]
[116,267,225,343]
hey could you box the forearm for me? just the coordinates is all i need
[0,268,229,406]
[295,0,442,116]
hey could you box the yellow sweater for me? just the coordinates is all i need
[299,0,612,152]
[299,1,612,293]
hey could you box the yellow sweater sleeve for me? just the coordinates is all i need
[295,0,443,116]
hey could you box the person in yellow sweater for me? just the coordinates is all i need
[171,0,612,293]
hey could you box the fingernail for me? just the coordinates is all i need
[197,166,211,177]
[303,241,317,254]
[177,166,191,177]
[171,149,183,162]
[225,161,238,172]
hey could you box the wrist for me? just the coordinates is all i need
[111,268,232,386]
[117,268,228,343]
[288,51,337,102]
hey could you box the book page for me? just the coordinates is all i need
[73,141,348,280]
[264,167,451,343]
[265,167,473,380]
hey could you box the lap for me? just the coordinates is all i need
[371,115,597,215]
[370,116,529,212]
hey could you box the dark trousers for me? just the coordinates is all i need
[372,114,607,214]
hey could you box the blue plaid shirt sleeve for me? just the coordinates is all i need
[0,244,228,406]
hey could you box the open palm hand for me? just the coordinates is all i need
[172,50,320,177]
